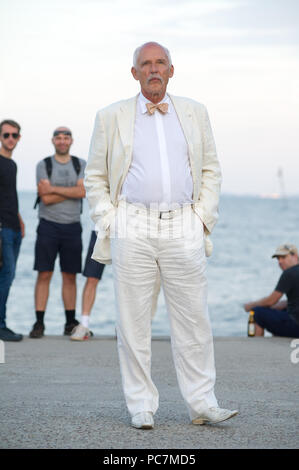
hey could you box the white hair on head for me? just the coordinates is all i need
[133,42,172,68]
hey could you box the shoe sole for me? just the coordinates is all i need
[132,423,154,430]
[29,333,44,339]
[192,410,238,425]
[1,337,23,342]
[70,335,90,341]
[67,330,93,339]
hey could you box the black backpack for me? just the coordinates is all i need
[34,156,82,211]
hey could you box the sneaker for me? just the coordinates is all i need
[70,324,92,341]
[0,327,23,342]
[131,412,154,430]
[192,407,239,425]
[29,322,45,339]
[64,319,79,336]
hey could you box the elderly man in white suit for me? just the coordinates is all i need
[84,42,238,429]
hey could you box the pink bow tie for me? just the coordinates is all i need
[146,102,169,115]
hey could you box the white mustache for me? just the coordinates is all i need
[147,74,163,84]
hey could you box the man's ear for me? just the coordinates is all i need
[169,64,174,78]
[131,66,139,81]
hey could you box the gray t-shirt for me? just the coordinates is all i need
[36,156,86,224]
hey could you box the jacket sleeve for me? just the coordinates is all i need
[84,110,116,232]
[195,105,222,234]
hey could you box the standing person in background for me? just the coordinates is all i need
[70,229,105,341]
[29,127,86,338]
[0,119,24,341]
[85,42,238,429]
[70,230,160,341]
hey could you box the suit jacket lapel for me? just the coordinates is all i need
[116,93,199,201]
[117,93,194,156]
[117,95,138,157]
[169,94,194,158]
[170,94,200,198]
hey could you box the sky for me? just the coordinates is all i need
[1,0,299,195]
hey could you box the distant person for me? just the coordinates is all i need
[29,127,86,338]
[0,119,25,341]
[70,229,160,341]
[70,229,105,341]
[244,244,299,337]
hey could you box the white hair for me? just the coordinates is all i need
[133,42,172,68]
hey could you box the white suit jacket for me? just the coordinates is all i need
[84,93,222,264]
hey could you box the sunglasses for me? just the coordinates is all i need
[2,132,19,139]
[53,131,72,137]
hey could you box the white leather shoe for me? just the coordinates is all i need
[131,412,154,429]
[192,407,238,425]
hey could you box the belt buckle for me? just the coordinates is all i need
[159,211,174,220]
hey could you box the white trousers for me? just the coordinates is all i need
[110,201,218,420]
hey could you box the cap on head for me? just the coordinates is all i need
[52,127,72,137]
[272,244,298,258]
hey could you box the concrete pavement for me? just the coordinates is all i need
[0,335,298,449]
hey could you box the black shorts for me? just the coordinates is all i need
[253,306,299,337]
[34,218,82,273]
[83,231,105,279]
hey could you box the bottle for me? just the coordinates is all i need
[247,310,255,337]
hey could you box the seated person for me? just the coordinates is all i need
[244,244,299,337]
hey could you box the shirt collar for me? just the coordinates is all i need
[139,92,171,114]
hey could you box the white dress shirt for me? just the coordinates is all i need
[120,92,193,209]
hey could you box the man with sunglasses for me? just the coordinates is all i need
[29,127,86,339]
[244,244,299,337]
[0,119,24,341]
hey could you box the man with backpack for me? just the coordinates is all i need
[29,127,86,338]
